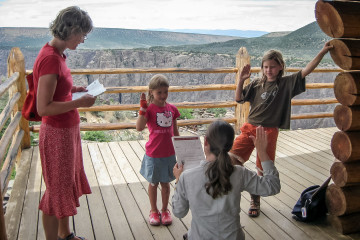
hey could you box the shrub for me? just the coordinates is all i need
[81,131,113,142]
[178,108,194,120]
[93,111,105,118]
[206,108,227,117]
[118,129,144,141]
[113,111,134,121]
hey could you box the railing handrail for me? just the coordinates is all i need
[25,66,343,76]
[21,61,341,134]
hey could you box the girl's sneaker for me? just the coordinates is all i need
[161,209,172,225]
[149,211,161,226]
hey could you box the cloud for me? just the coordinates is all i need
[0,0,317,32]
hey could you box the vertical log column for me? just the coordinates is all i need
[7,47,30,149]
[316,0,360,235]
[234,47,250,134]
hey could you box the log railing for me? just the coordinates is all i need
[0,46,342,239]
[0,48,27,240]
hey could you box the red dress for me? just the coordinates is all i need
[35,43,91,218]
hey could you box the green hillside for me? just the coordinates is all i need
[149,22,333,67]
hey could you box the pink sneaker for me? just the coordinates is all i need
[149,211,161,226]
[161,209,172,225]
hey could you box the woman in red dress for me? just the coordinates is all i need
[34,6,96,240]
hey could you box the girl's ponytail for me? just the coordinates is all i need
[205,121,235,199]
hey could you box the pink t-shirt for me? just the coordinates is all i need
[145,103,180,158]
[33,43,79,128]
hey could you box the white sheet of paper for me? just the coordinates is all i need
[72,80,106,100]
[172,136,205,171]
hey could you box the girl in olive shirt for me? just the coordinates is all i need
[230,42,333,217]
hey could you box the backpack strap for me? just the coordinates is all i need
[310,176,331,200]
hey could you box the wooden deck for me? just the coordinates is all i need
[4,127,360,240]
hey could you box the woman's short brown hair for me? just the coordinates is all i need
[50,6,93,40]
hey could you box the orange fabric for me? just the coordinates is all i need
[230,123,279,170]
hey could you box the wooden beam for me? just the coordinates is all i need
[316,0,360,38]
[334,71,360,106]
[331,131,360,163]
[334,105,360,131]
[330,39,360,70]
[330,161,360,187]
[29,117,237,132]
[326,183,360,216]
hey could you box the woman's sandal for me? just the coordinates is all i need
[248,195,260,217]
[58,232,85,240]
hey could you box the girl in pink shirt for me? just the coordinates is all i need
[136,74,180,226]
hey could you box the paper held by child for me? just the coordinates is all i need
[72,80,106,100]
[172,136,205,171]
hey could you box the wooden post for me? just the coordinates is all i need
[331,161,360,187]
[334,72,360,107]
[329,39,360,70]
[234,47,250,134]
[7,47,31,149]
[315,0,360,38]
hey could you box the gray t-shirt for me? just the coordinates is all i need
[238,71,305,129]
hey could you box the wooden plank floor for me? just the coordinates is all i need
[5,127,360,240]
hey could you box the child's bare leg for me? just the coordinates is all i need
[160,182,170,211]
[160,182,172,225]
[249,168,263,217]
[148,183,159,213]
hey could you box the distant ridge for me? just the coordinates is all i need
[148,29,268,38]
[0,27,240,50]
[0,22,335,74]
[261,31,291,38]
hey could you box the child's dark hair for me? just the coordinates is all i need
[147,74,169,103]
[258,49,286,87]
[50,6,93,41]
[205,120,235,199]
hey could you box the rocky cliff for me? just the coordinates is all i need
[1,48,336,130]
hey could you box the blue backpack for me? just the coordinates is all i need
[291,177,331,222]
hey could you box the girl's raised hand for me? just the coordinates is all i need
[140,92,146,101]
[322,41,333,53]
[139,93,148,115]
[249,126,268,154]
[239,64,251,83]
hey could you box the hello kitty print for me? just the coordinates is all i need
[156,111,173,128]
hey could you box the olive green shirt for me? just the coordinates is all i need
[238,71,305,129]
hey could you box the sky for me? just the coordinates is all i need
[0,0,318,33]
